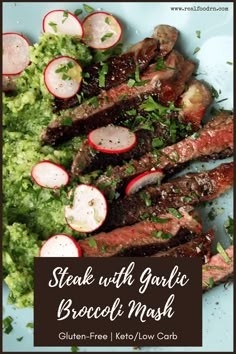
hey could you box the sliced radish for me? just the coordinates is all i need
[44,56,82,99]
[125,170,164,196]
[65,184,107,233]
[43,10,84,37]
[40,234,82,257]
[2,32,30,75]
[83,12,122,49]
[88,125,136,154]
[31,160,69,189]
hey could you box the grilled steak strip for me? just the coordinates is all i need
[78,207,202,257]
[99,162,233,232]
[96,112,233,196]
[152,25,178,57]
[202,246,233,291]
[42,51,195,145]
[53,37,159,113]
[152,230,213,263]
[71,80,211,175]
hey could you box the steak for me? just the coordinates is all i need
[42,51,195,145]
[152,25,178,57]
[53,37,159,113]
[152,229,213,263]
[202,245,233,291]
[71,80,211,175]
[78,207,202,257]
[96,112,233,196]
[99,162,233,232]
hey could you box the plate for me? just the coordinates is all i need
[2,2,233,352]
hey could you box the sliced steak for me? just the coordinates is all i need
[96,112,233,196]
[53,37,159,113]
[152,25,178,57]
[78,207,202,257]
[202,246,233,291]
[71,80,211,175]
[99,162,233,232]
[42,51,195,145]
[152,230,213,263]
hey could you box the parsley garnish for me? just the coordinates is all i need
[193,47,200,55]
[226,61,233,65]
[61,117,73,126]
[26,322,34,329]
[48,21,57,32]
[98,62,109,87]
[155,58,175,71]
[151,230,172,239]
[150,216,171,223]
[139,191,152,207]
[3,316,14,334]
[216,242,231,264]
[224,216,233,244]
[86,96,99,108]
[74,9,83,17]
[152,137,164,148]
[88,238,97,248]
[191,131,200,139]
[101,32,113,42]
[105,17,110,24]
[196,30,201,39]
[208,277,215,288]
[167,208,183,219]
[125,164,135,175]
[62,10,69,24]
[83,4,94,13]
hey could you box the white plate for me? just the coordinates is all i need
[2,2,233,352]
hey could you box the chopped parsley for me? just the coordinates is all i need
[3,316,14,334]
[105,17,110,24]
[150,216,171,223]
[196,30,201,39]
[126,109,137,116]
[74,9,83,17]
[226,61,233,65]
[193,46,200,55]
[100,244,108,252]
[88,238,97,248]
[86,96,99,108]
[125,164,135,175]
[127,78,136,88]
[101,32,113,42]
[207,277,215,288]
[208,209,217,221]
[224,216,233,244]
[211,86,220,99]
[17,336,24,342]
[151,230,172,239]
[61,117,73,126]
[62,10,69,24]
[48,21,57,32]
[155,57,175,71]
[190,131,200,139]
[180,196,193,203]
[98,62,109,87]
[83,4,94,13]
[216,242,231,264]
[167,208,183,219]
[139,191,152,207]
[152,137,164,148]
[26,322,34,329]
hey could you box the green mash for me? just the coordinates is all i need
[3,33,94,307]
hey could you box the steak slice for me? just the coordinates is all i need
[78,207,202,257]
[96,112,233,196]
[99,162,233,232]
[152,230,213,263]
[42,51,195,145]
[152,25,178,57]
[202,246,233,291]
[53,37,158,113]
[71,80,211,175]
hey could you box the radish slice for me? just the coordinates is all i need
[44,56,82,99]
[40,234,82,257]
[83,12,122,49]
[42,10,84,37]
[65,184,107,233]
[31,160,69,189]
[88,125,136,154]
[125,170,164,196]
[2,32,30,75]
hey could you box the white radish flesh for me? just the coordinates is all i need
[43,10,84,37]
[125,170,164,196]
[88,125,136,154]
[83,12,122,49]
[44,56,82,99]
[31,160,69,189]
[65,184,107,233]
[3,32,30,75]
[40,234,82,257]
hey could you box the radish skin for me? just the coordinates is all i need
[3,32,30,75]
[83,12,122,50]
[40,234,82,257]
[125,170,164,196]
[31,160,69,189]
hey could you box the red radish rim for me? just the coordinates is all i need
[125,169,164,196]
[88,128,136,154]
[64,184,108,233]
[39,233,82,257]
[2,32,30,76]
[31,160,70,189]
[42,9,84,37]
[82,11,122,50]
[44,56,82,99]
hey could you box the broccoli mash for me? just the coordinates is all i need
[3,33,94,307]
